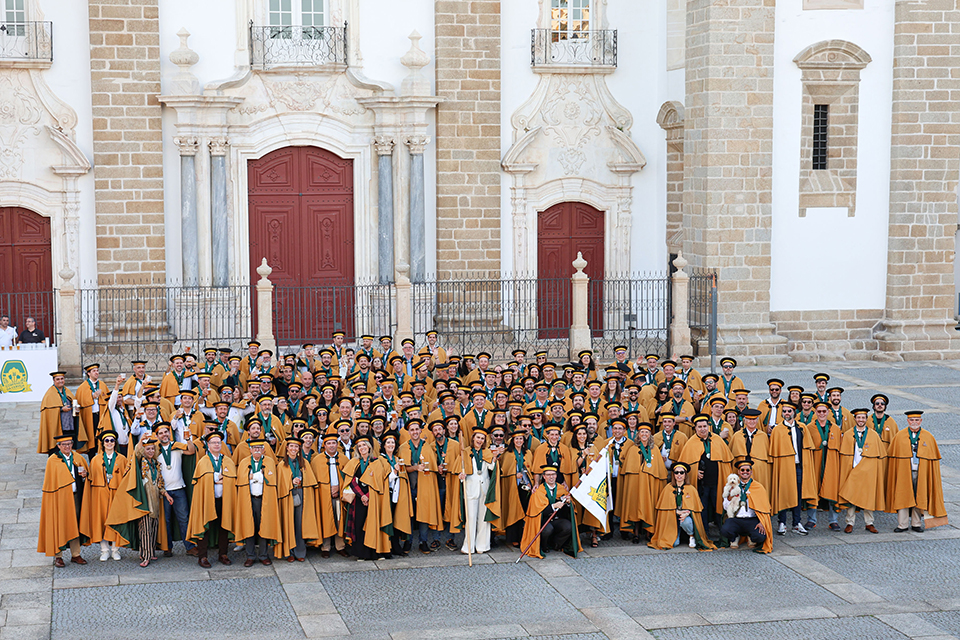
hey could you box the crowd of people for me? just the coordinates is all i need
[36,333,948,568]
[0,314,46,347]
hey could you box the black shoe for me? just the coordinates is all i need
[429,540,441,551]
[911,526,924,533]
[894,527,909,533]
[445,539,457,551]
[600,532,612,541]
[620,531,631,540]
[419,542,431,554]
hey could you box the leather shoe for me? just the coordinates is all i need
[260,558,272,566]
[186,547,200,557]
[865,525,879,534]
[338,549,350,558]
[70,555,87,565]
[320,550,330,558]
[894,527,909,533]
[218,555,232,566]
[243,558,255,567]
[911,526,924,533]
[286,556,295,562]
[163,550,173,558]
[198,558,212,568]
[844,524,853,534]
[54,557,65,568]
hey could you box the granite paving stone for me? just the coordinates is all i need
[918,611,960,637]
[648,616,908,640]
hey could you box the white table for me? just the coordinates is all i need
[0,346,59,403]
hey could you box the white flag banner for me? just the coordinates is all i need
[570,443,612,532]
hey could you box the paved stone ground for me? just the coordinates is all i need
[2,361,960,640]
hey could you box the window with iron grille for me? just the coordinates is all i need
[4,0,25,36]
[269,0,324,38]
[812,104,829,170]
[551,0,590,41]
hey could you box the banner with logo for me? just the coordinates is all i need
[0,348,58,403]
[570,442,612,532]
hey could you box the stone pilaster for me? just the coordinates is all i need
[682,0,789,364]
[88,0,165,284]
[434,0,501,275]
[875,0,960,360]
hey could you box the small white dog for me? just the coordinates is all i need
[722,473,741,519]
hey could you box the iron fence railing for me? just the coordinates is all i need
[0,21,52,61]
[589,274,671,360]
[77,283,254,374]
[0,290,57,344]
[412,275,571,361]
[270,281,395,349]
[531,29,617,67]
[250,23,347,68]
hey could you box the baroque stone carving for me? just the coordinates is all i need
[0,73,43,180]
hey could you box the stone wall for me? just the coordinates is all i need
[875,0,960,359]
[771,309,882,361]
[434,0,501,275]
[88,0,165,285]
[682,0,789,364]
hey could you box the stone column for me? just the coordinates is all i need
[375,136,396,284]
[57,268,81,377]
[209,138,230,287]
[670,252,691,356]
[254,259,276,355]
[176,137,200,285]
[875,0,960,360]
[406,136,429,283]
[569,253,592,359]
[682,0,788,364]
[395,263,414,340]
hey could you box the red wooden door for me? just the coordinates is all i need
[537,202,604,338]
[248,147,354,342]
[0,207,53,335]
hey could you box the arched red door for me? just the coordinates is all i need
[0,207,53,335]
[248,146,354,342]
[537,202,604,338]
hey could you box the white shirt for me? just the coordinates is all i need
[853,428,865,467]
[107,390,132,445]
[250,464,265,497]
[326,455,340,486]
[158,443,186,491]
[786,423,800,464]
[0,325,16,347]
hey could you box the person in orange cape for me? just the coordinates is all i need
[622,422,668,543]
[887,410,947,533]
[768,404,818,536]
[104,434,169,566]
[428,420,465,550]
[234,437,281,566]
[729,409,771,491]
[719,457,773,553]
[652,413,688,471]
[276,436,321,561]
[38,434,90,566]
[838,408,886,534]
[377,430,414,557]
[75,363,109,437]
[648,461,715,550]
[531,424,577,488]
[399,419,443,554]
[677,414,733,532]
[342,435,385,559]
[519,465,580,559]
[80,430,128,561]
[186,431,237,567]
[806,401,842,531]
[500,424,535,549]
[39,371,93,455]
[312,429,348,557]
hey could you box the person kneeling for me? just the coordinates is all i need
[719,457,773,553]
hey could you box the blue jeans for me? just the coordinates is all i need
[805,500,838,525]
[164,487,195,550]
[673,516,694,546]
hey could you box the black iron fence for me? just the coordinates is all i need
[77,284,254,374]
[689,269,718,359]
[250,23,347,68]
[271,281,395,349]
[589,274,671,360]
[0,21,53,62]
[531,29,617,67]
[0,290,57,344]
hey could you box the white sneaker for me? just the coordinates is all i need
[730,538,739,549]
[99,550,109,562]
[777,523,787,536]
[688,536,696,548]
[111,548,121,561]
[793,523,808,536]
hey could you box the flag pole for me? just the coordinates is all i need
[515,473,585,563]
[463,444,472,567]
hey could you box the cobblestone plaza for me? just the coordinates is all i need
[5,361,960,640]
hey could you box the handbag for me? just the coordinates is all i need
[341,486,356,504]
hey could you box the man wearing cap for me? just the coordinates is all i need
[160,355,193,407]
[813,373,830,404]
[429,420,465,551]
[808,401,842,531]
[172,389,205,443]
[460,390,493,444]
[730,389,752,431]
[720,458,773,553]
[705,396,731,442]
[699,374,722,410]
[652,413,688,471]
[39,371,92,455]
[130,401,164,445]
[195,372,221,413]
[677,355,704,401]
[758,379,785,432]
[769,405,817,536]
[837,409,886,534]
[608,418,638,539]
[520,465,578,558]
[76,363,109,436]
[187,432,237,567]
[827,387,854,432]
[730,408,771,490]
[235,438,280,566]
[869,393,900,451]
[887,411,947,533]
[532,424,576,488]
[121,360,150,408]
[718,357,745,398]
[200,347,226,386]
[38,434,90,566]
[660,380,695,435]
[649,461,715,550]
[313,430,349,557]
[399,420,443,554]
[330,330,347,368]
[154,421,197,556]
[678,414,734,533]
[238,340,261,390]
[249,396,286,447]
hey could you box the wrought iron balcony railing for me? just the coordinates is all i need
[0,21,53,63]
[250,23,347,69]
[531,29,617,68]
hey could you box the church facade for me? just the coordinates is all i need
[1,0,958,362]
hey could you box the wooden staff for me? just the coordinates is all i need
[463,444,472,567]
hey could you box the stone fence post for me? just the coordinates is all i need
[255,258,276,355]
[569,252,592,359]
[58,268,81,377]
[670,252,691,356]
[395,262,414,340]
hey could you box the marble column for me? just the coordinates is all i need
[209,138,230,287]
[406,135,429,283]
[375,136,395,284]
[176,137,200,285]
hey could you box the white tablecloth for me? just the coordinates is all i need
[0,347,59,403]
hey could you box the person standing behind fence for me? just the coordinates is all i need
[0,314,15,347]
[18,316,44,344]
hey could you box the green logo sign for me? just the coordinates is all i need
[0,360,31,394]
